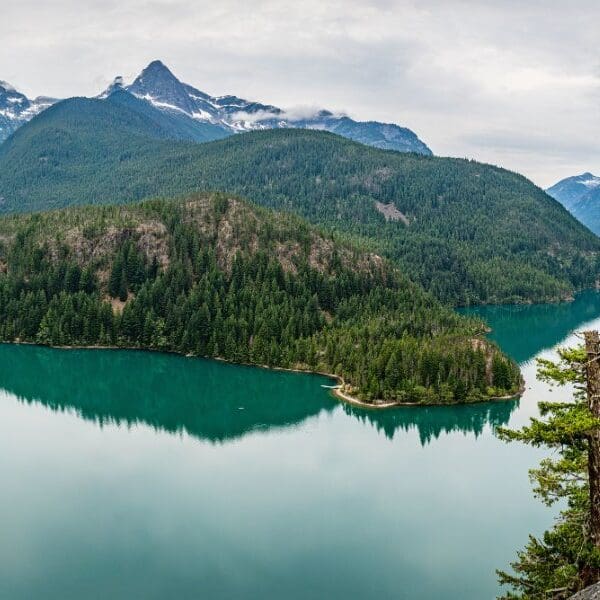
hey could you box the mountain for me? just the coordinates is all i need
[106,86,231,143]
[547,173,600,235]
[120,60,433,154]
[0,60,432,154]
[0,193,520,404]
[0,80,56,143]
[0,97,597,306]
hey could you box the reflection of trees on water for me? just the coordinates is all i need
[343,400,518,446]
[1,344,522,446]
[0,344,335,443]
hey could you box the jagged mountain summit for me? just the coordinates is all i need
[117,60,432,154]
[0,60,432,154]
[547,172,600,235]
[0,81,56,143]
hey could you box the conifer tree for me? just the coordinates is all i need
[497,332,600,598]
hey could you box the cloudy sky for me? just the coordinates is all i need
[1,0,598,187]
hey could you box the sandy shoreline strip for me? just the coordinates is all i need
[331,381,525,410]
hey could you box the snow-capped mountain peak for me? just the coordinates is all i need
[128,60,201,116]
[0,80,17,93]
[117,61,431,153]
[0,82,29,111]
[0,81,58,142]
[578,173,600,190]
[548,172,600,203]
[546,172,600,235]
[0,60,432,155]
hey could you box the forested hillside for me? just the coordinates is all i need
[0,193,520,404]
[0,98,598,305]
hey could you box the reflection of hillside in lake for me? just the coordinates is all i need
[6,293,600,600]
[461,290,600,364]
[0,344,516,445]
[344,399,517,445]
[0,345,335,443]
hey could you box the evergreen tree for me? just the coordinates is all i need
[497,332,600,598]
[0,195,521,406]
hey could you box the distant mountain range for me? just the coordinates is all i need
[0,60,432,154]
[0,81,56,142]
[546,172,600,235]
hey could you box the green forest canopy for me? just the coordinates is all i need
[0,97,597,305]
[0,193,521,404]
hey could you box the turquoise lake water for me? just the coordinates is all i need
[2,290,600,599]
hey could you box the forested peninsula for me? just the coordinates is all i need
[0,194,521,405]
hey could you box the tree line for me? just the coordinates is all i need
[0,195,521,404]
[1,112,597,306]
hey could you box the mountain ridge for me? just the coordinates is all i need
[0,80,57,143]
[0,97,596,306]
[547,172,600,235]
[0,60,432,154]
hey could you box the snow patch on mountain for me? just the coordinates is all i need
[547,172,600,235]
[0,81,59,143]
[0,60,432,155]
[133,93,189,114]
[580,176,600,189]
[0,81,16,93]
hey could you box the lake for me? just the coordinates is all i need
[2,290,600,599]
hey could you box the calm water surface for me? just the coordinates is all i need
[3,291,600,599]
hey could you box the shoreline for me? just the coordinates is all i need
[2,340,524,411]
[331,381,525,410]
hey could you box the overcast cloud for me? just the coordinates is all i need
[1,0,598,186]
